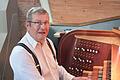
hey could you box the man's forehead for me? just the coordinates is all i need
[32,13,48,18]
[32,14,49,21]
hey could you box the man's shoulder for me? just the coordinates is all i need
[11,34,30,54]
[47,38,53,44]
[11,44,27,54]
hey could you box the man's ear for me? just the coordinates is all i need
[25,21,30,28]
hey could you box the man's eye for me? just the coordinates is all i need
[44,22,49,24]
[31,21,49,25]
[35,22,41,24]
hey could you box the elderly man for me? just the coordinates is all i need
[10,7,88,80]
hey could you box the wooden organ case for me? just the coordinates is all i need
[57,29,120,80]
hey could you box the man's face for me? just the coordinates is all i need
[26,12,49,42]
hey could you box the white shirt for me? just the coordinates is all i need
[10,32,74,80]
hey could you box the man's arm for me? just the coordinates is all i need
[9,46,44,80]
[58,65,74,80]
[48,38,89,80]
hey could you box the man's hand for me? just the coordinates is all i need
[72,77,89,80]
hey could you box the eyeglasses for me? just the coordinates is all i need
[28,21,49,26]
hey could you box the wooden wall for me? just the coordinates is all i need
[49,0,120,26]
[0,0,40,80]
[17,0,40,35]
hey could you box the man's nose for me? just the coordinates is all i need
[40,24,45,29]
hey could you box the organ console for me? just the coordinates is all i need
[57,29,120,80]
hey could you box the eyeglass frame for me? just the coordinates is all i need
[28,21,49,27]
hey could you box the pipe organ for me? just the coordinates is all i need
[57,29,120,80]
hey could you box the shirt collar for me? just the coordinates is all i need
[26,32,38,49]
[26,32,47,49]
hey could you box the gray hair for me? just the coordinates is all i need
[26,7,48,21]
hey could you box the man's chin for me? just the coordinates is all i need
[39,36,46,40]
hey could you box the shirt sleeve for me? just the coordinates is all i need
[9,46,44,80]
[58,66,75,80]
